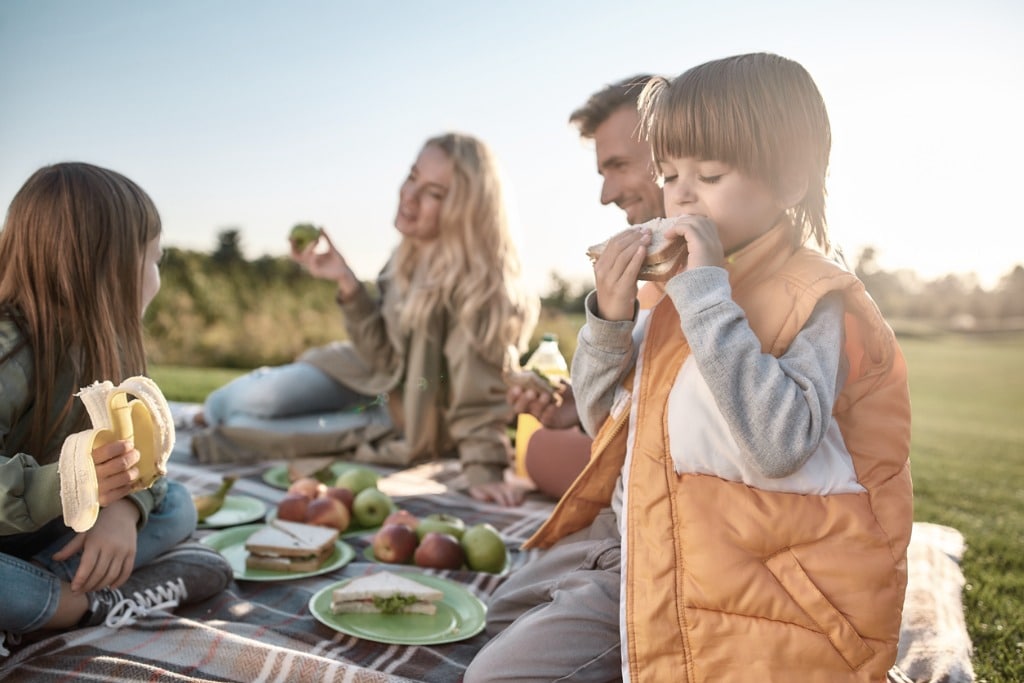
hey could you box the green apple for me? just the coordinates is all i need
[288,223,320,251]
[461,523,507,574]
[352,487,392,528]
[334,466,379,495]
[415,513,466,541]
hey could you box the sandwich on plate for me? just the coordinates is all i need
[586,215,688,282]
[287,456,335,482]
[245,518,339,572]
[330,570,444,615]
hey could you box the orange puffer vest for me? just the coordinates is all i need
[525,225,912,682]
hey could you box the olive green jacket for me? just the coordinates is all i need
[0,317,164,535]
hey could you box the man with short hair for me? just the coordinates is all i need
[571,74,664,226]
[509,74,665,498]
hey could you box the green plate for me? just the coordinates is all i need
[361,545,512,576]
[261,461,362,489]
[197,495,267,529]
[201,524,355,581]
[308,572,487,645]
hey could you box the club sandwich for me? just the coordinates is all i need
[330,570,444,615]
[245,518,339,572]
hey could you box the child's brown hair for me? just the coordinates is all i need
[640,52,831,252]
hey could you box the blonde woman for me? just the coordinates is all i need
[198,133,538,506]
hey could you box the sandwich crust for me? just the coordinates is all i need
[330,570,443,615]
[245,519,339,572]
[502,369,564,405]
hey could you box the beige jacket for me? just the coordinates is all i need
[301,259,518,487]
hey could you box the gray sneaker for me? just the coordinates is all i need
[84,542,232,628]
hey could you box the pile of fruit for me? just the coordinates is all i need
[371,511,507,574]
[276,465,394,533]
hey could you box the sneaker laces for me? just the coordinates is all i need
[0,631,21,657]
[104,578,188,628]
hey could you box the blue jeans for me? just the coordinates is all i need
[0,480,196,633]
[202,361,376,428]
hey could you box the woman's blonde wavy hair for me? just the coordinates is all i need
[389,133,537,363]
[640,52,832,253]
[0,162,161,457]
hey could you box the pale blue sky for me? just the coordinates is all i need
[2,0,1022,292]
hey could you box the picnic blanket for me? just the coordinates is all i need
[0,410,975,682]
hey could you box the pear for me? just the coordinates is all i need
[193,475,237,522]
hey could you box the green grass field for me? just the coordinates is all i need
[152,332,1024,681]
[898,333,1024,682]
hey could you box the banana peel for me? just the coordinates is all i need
[193,475,237,522]
[58,376,175,532]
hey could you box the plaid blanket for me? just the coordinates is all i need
[0,416,973,682]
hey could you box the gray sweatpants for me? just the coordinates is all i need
[464,508,622,683]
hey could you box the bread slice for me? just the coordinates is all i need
[245,544,334,572]
[586,216,688,282]
[502,368,564,405]
[244,519,339,572]
[287,456,336,482]
[330,570,443,615]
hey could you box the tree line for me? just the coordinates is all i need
[145,230,1024,369]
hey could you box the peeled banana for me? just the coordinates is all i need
[58,376,175,532]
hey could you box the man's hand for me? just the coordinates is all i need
[507,382,579,430]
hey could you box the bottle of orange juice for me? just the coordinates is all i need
[514,333,569,478]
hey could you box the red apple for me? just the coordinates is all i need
[413,531,465,570]
[288,476,326,500]
[305,496,350,532]
[382,509,420,531]
[323,486,355,514]
[276,493,311,522]
[372,523,419,564]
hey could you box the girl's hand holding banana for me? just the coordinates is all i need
[58,376,175,532]
[91,440,143,507]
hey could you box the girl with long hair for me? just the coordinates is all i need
[0,162,231,655]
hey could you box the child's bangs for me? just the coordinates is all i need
[646,76,761,174]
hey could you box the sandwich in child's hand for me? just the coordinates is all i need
[330,570,443,615]
[502,368,564,406]
[586,216,688,282]
[245,519,339,572]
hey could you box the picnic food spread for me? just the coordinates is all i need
[586,215,689,281]
[245,519,340,572]
[58,376,175,532]
[367,510,507,573]
[329,570,444,615]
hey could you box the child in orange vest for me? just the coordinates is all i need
[467,53,912,682]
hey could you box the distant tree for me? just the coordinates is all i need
[211,228,245,267]
[995,265,1024,318]
[540,272,587,313]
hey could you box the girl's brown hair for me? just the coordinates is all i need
[0,162,161,457]
[640,52,832,252]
